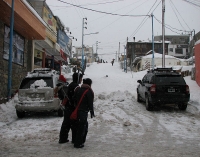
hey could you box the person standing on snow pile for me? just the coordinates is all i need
[73,78,95,148]
[58,73,83,144]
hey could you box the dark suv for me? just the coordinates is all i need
[137,68,190,111]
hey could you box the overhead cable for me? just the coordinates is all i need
[154,16,191,34]
[128,0,160,41]
[171,0,191,30]
[57,0,150,17]
[182,0,200,7]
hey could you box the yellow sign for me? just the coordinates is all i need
[43,7,57,32]
[34,49,43,59]
[43,7,57,43]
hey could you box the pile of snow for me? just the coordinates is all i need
[30,79,48,89]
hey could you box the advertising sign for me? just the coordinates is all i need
[34,49,43,59]
[57,30,72,56]
[43,7,56,33]
[43,7,57,43]
[3,25,24,65]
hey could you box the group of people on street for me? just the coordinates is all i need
[55,72,95,148]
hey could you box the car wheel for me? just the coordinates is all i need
[145,95,153,111]
[16,110,25,118]
[137,92,142,102]
[178,103,187,110]
[58,108,63,117]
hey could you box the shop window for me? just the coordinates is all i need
[34,57,42,66]
[169,48,173,52]
[3,25,24,66]
[175,48,183,54]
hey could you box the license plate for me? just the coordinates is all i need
[168,88,175,92]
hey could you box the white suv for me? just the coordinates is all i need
[15,68,63,118]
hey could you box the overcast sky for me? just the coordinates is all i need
[46,0,200,60]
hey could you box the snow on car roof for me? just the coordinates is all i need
[26,68,59,78]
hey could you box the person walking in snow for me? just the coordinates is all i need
[111,59,115,66]
[58,72,83,144]
[73,78,95,148]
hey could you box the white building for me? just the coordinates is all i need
[132,52,188,72]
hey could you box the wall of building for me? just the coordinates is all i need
[168,44,188,58]
[195,42,200,87]
[0,21,28,103]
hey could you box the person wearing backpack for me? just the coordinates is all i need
[73,78,95,148]
[58,72,83,144]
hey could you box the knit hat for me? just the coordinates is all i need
[58,75,66,83]
[83,78,92,86]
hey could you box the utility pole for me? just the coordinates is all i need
[81,17,87,71]
[124,45,126,72]
[7,0,15,100]
[152,13,155,69]
[162,0,165,68]
[118,42,120,62]
[192,29,195,65]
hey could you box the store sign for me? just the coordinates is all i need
[60,49,67,61]
[43,7,56,32]
[43,6,57,43]
[57,30,72,56]
[34,49,43,59]
[46,28,56,43]
[3,25,24,65]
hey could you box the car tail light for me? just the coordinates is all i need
[150,84,156,94]
[186,85,190,94]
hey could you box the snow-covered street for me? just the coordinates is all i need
[1,62,200,157]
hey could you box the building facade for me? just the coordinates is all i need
[154,35,190,59]
[126,41,169,66]
[0,0,74,103]
[0,0,45,103]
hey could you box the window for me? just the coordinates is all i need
[175,48,183,54]
[169,48,173,52]
[136,44,140,48]
[3,25,24,66]
[20,77,53,89]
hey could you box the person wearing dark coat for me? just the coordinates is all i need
[73,78,95,148]
[58,72,83,144]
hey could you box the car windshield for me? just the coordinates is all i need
[19,77,53,89]
[155,75,186,85]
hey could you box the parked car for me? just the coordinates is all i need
[15,68,63,118]
[137,68,190,111]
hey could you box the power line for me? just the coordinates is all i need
[182,0,200,7]
[57,0,150,17]
[127,0,160,42]
[154,16,191,34]
[169,0,186,31]
[170,0,191,30]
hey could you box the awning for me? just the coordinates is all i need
[0,0,45,40]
